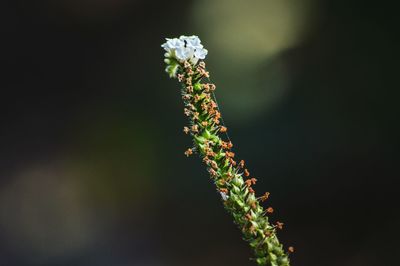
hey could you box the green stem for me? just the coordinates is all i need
[173,61,290,266]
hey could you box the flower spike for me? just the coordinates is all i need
[162,35,291,266]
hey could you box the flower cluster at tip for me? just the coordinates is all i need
[162,36,293,266]
[161,35,208,78]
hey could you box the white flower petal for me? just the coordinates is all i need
[161,38,185,51]
[181,35,203,49]
[175,46,194,61]
[194,48,208,59]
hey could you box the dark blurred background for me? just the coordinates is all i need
[1,1,399,265]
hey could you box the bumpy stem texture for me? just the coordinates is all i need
[171,60,290,266]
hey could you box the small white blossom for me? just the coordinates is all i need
[180,35,203,50]
[175,46,193,61]
[161,38,184,51]
[194,48,208,59]
[161,35,208,64]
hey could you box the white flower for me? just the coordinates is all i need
[161,35,208,64]
[161,38,184,52]
[180,35,203,50]
[194,48,208,59]
[175,46,193,61]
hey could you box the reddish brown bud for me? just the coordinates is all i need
[227,141,233,149]
[201,102,208,111]
[209,168,218,178]
[177,74,185,82]
[184,61,191,69]
[186,85,194,93]
[244,169,250,177]
[219,126,227,133]
[184,108,191,116]
[185,76,192,85]
[191,124,199,133]
[276,221,284,230]
[260,192,270,202]
[184,148,193,157]
[183,126,190,134]
[210,160,218,169]
[225,151,235,158]
[245,179,252,187]
[219,188,228,194]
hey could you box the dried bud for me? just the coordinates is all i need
[209,168,218,177]
[210,100,218,109]
[244,169,250,177]
[193,94,201,102]
[184,148,193,157]
[245,179,252,187]
[186,85,194,93]
[183,126,190,134]
[201,102,208,111]
[186,76,192,85]
[210,160,218,169]
[203,156,211,164]
[184,108,191,116]
[219,126,227,133]
[191,124,199,133]
[184,61,191,69]
[203,83,210,92]
[177,74,185,82]
[266,207,274,214]
[276,221,284,230]
[182,94,191,101]
[206,150,216,157]
[225,151,235,158]
[219,188,228,194]
[260,192,270,202]
[227,141,233,149]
